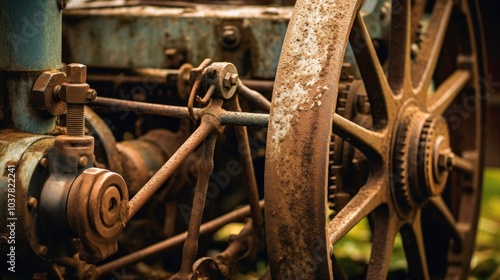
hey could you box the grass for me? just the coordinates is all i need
[470,168,500,279]
[214,168,500,278]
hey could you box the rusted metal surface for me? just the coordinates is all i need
[126,113,216,221]
[237,79,271,111]
[84,106,123,173]
[62,5,292,79]
[229,97,264,235]
[264,0,361,278]
[67,168,129,263]
[265,0,486,278]
[91,96,270,127]
[32,71,67,117]
[95,200,264,277]
[0,71,57,134]
[176,133,218,279]
[0,132,54,270]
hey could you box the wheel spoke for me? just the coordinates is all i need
[388,0,412,94]
[349,13,394,127]
[332,113,385,158]
[428,196,462,251]
[412,0,454,94]
[401,210,430,280]
[427,69,471,115]
[328,179,385,245]
[366,208,400,279]
[411,0,428,45]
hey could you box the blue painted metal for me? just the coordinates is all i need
[0,72,56,133]
[0,0,61,134]
[0,0,62,70]
[62,6,292,79]
[62,1,387,80]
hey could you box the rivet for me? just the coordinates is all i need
[28,197,38,209]
[78,156,88,167]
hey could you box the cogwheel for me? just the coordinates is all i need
[328,63,353,211]
[393,108,451,213]
[417,117,450,197]
[392,108,422,211]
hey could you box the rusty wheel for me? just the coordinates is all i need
[265,0,486,278]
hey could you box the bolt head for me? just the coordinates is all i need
[223,72,233,88]
[37,245,48,257]
[39,157,49,168]
[229,73,238,86]
[28,197,38,209]
[66,64,87,83]
[207,68,216,79]
[79,156,89,167]
[86,89,97,101]
[221,26,241,49]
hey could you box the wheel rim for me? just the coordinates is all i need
[264,0,486,278]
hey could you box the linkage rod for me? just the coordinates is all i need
[126,117,216,221]
[178,133,218,277]
[95,201,264,277]
[91,97,269,127]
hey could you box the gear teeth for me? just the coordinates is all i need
[393,109,419,210]
[327,67,352,211]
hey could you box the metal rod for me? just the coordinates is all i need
[95,200,264,277]
[178,133,218,277]
[91,97,270,127]
[230,97,264,235]
[126,117,216,221]
[451,153,474,174]
[237,79,271,112]
[92,97,198,119]
[219,111,269,127]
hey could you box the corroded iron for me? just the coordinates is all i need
[265,0,486,278]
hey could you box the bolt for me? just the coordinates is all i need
[438,152,454,171]
[221,26,241,49]
[222,72,238,88]
[79,156,88,167]
[223,72,233,88]
[39,157,49,168]
[37,245,48,257]
[65,64,88,137]
[66,104,85,137]
[0,235,8,245]
[66,64,87,84]
[86,89,97,101]
[229,73,238,86]
[28,197,38,209]
[207,68,216,79]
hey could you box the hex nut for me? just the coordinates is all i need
[58,83,91,104]
[32,71,67,117]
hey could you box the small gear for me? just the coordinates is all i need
[393,108,422,211]
[393,108,451,212]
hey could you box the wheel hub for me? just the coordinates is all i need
[393,106,451,212]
